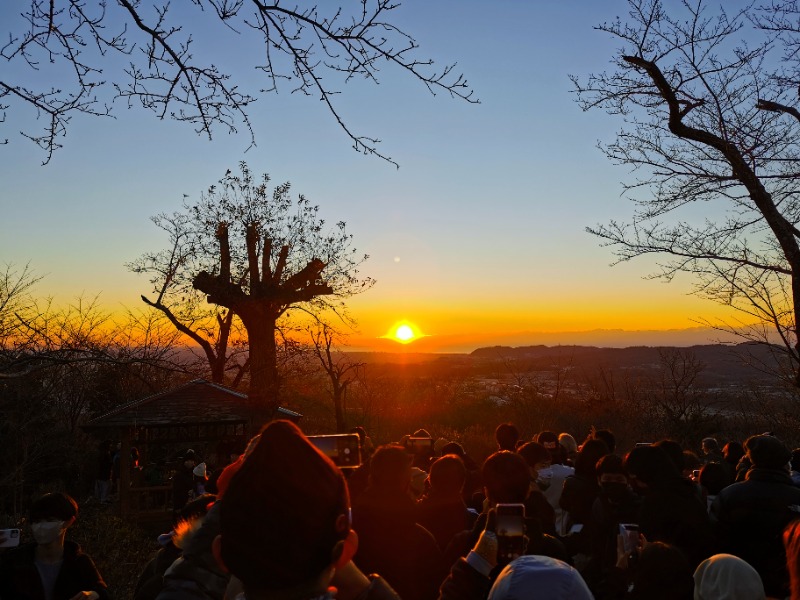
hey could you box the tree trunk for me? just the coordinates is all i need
[333,385,345,433]
[210,357,226,385]
[240,308,280,415]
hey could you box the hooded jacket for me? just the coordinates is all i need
[156,502,230,600]
[135,515,208,600]
[0,540,109,600]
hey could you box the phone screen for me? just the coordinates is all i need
[0,529,21,548]
[408,437,433,454]
[307,434,362,468]
[496,503,526,563]
[619,523,639,553]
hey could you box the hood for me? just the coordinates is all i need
[693,553,766,600]
[173,515,206,550]
[488,555,593,600]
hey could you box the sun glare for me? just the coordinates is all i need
[396,324,415,342]
[383,321,423,344]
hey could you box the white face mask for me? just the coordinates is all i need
[32,521,64,545]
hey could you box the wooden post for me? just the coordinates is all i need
[120,427,131,518]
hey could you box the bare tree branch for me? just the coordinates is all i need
[2,0,477,164]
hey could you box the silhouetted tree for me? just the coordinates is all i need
[573,0,800,385]
[2,0,477,164]
[140,162,373,413]
[308,322,364,432]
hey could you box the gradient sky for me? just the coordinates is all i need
[0,1,751,352]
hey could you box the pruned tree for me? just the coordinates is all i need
[141,162,373,413]
[2,1,477,164]
[572,0,800,385]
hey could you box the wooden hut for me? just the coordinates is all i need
[83,378,301,521]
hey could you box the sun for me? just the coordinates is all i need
[383,321,424,344]
[395,324,415,342]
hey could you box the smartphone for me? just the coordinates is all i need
[0,529,21,548]
[692,469,701,480]
[619,523,639,554]
[307,434,362,468]
[407,437,434,454]
[496,503,526,563]
[635,442,652,448]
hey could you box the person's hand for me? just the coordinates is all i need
[470,509,499,569]
[615,532,647,570]
[330,560,371,600]
[615,534,629,570]
[69,592,99,600]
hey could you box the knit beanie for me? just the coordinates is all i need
[219,420,349,591]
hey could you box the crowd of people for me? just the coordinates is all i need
[3,421,800,599]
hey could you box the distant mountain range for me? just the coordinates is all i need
[350,326,764,354]
[347,342,793,388]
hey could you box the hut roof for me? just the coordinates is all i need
[83,378,301,429]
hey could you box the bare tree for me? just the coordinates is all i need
[2,1,477,164]
[308,322,364,432]
[140,162,373,413]
[128,212,250,387]
[0,263,41,358]
[572,0,800,385]
[650,348,717,445]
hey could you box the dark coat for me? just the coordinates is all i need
[710,467,800,598]
[577,488,641,596]
[352,487,444,600]
[416,494,477,552]
[96,450,114,481]
[133,541,182,600]
[637,477,716,569]
[172,465,196,511]
[437,558,491,600]
[156,502,229,600]
[524,487,556,537]
[0,540,109,600]
[559,473,599,529]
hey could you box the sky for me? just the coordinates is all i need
[0,1,755,353]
